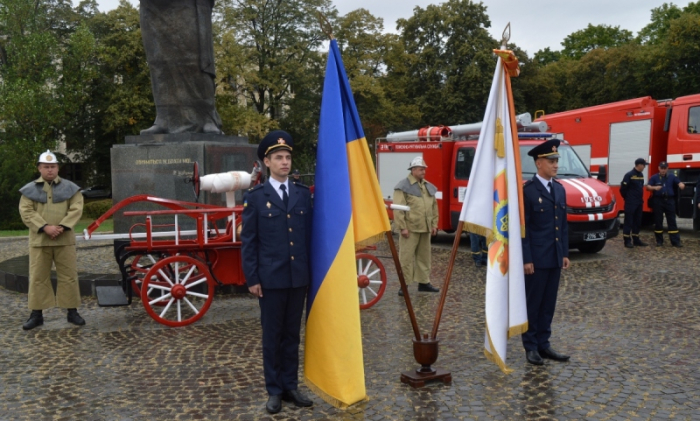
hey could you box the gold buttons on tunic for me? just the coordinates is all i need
[291,256,295,260]
[289,228,292,232]
[287,214,291,219]
[290,242,294,246]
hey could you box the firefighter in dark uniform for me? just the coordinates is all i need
[619,158,649,248]
[521,139,571,366]
[241,130,314,414]
[647,161,685,247]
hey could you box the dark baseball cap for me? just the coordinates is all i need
[634,158,648,166]
[659,161,668,168]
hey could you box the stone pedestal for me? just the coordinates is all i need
[111,134,255,234]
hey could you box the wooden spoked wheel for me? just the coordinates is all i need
[123,252,172,306]
[141,255,214,327]
[356,253,387,310]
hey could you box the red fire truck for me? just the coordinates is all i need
[535,94,700,228]
[376,113,620,253]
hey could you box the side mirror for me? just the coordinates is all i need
[596,165,608,183]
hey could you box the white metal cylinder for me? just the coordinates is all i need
[200,171,252,193]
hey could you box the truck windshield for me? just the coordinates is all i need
[519,144,590,179]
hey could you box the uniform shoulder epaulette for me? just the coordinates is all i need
[552,178,563,185]
[523,179,535,188]
[247,184,264,192]
[292,182,309,189]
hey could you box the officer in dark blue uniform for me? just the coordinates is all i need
[619,158,649,248]
[241,130,314,414]
[521,139,571,366]
[647,161,685,247]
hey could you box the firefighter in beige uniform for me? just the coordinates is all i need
[19,150,85,330]
[393,157,440,295]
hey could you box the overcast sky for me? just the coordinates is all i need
[95,0,687,55]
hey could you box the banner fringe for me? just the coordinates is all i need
[484,323,514,374]
[304,376,368,410]
[463,222,494,246]
[508,321,529,339]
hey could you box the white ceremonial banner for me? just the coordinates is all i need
[459,53,528,374]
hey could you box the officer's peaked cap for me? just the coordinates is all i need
[258,130,293,161]
[527,139,560,160]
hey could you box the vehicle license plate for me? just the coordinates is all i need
[584,232,606,241]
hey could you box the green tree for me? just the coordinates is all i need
[1,0,66,161]
[395,0,498,127]
[215,0,335,123]
[214,0,336,171]
[0,0,91,227]
[532,47,561,66]
[561,24,634,59]
[637,3,683,45]
[335,9,420,142]
[662,12,700,96]
[80,1,154,184]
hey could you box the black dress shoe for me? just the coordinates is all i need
[282,390,313,407]
[634,241,648,247]
[67,309,85,326]
[672,243,683,248]
[398,289,404,297]
[526,350,544,365]
[266,395,282,414]
[417,283,439,292]
[624,243,634,248]
[22,310,43,331]
[539,347,570,361]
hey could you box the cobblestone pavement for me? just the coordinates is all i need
[1,226,699,420]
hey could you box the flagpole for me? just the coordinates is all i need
[391,226,453,387]
[431,221,464,339]
[385,232,421,341]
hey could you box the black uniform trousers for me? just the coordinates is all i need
[259,286,306,396]
[522,268,561,352]
[623,201,643,238]
[653,197,680,245]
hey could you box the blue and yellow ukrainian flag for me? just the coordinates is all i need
[304,39,391,408]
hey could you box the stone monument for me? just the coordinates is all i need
[111,0,255,234]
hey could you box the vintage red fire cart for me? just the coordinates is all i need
[82,166,389,327]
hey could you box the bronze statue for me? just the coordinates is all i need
[140,0,223,135]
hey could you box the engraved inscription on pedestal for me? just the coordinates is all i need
[110,137,255,234]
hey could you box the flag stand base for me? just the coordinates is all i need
[400,367,452,388]
[400,335,452,388]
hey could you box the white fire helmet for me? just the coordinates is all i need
[408,156,428,170]
[37,150,58,164]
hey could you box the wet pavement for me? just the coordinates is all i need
[1,225,699,420]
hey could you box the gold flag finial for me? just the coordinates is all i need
[317,12,334,41]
